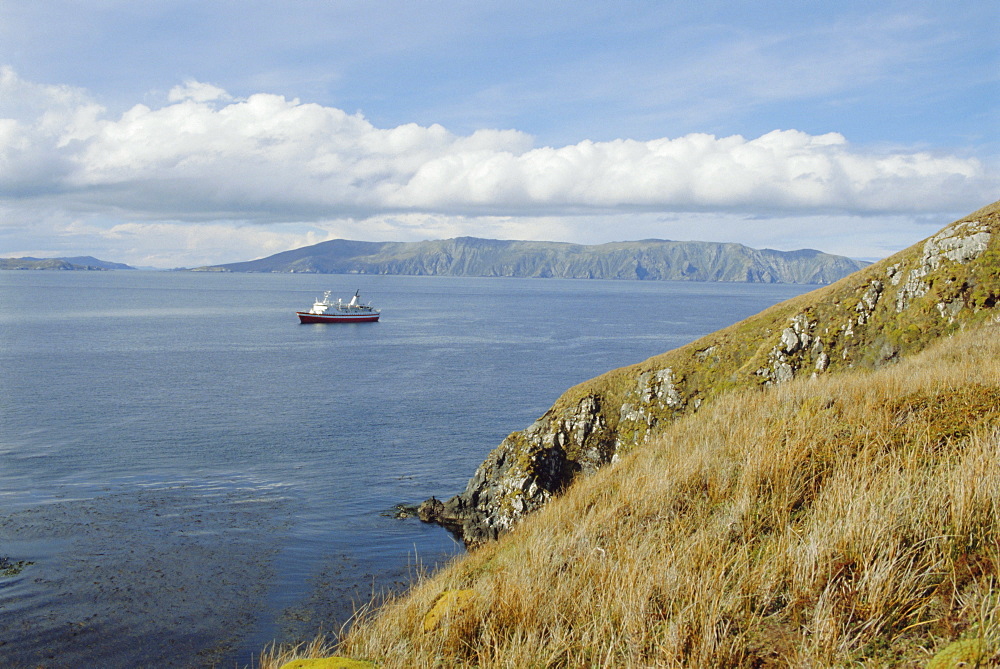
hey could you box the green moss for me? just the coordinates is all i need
[926,638,988,669]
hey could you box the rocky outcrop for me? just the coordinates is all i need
[419,395,613,545]
[421,202,1000,547]
[754,214,994,382]
[892,218,993,312]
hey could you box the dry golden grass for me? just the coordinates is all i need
[320,323,1000,668]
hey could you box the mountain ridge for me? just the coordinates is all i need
[195,237,869,284]
[0,256,135,270]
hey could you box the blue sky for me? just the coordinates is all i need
[0,0,996,267]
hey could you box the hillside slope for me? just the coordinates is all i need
[340,320,1000,667]
[196,237,868,284]
[0,256,134,270]
[419,201,1000,546]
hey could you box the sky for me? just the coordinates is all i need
[0,1,996,267]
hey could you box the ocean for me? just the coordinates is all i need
[0,271,813,667]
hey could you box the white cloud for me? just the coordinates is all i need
[0,67,105,193]
[1,71,991,224]
[0,69,996,267]
[167,80,233,104]
[96,220,326,267]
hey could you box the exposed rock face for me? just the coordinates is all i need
[421,203,1000,547]
[894,219,992,312]
[419,396,613,545]
[753,216,993,383]
[614,368,687,457]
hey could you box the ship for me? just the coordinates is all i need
[296,290,381,323]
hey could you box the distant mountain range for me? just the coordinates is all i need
[0,256,135,271]
[195,237,869,284]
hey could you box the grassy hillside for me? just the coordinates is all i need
[334,320,1000,667]
[0,256,133,270]
[420,202,1000,547]
[263,202,1000,667]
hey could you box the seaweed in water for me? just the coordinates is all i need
[0,556,34,577]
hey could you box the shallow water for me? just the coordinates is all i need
[0,271,812,667]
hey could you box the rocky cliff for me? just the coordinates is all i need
[419,201,1000,546]
[198,237,867,284]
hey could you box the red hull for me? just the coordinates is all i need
[297,312,380,323]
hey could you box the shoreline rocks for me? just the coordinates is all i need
[418,395,613,548]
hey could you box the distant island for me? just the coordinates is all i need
[0,256,135,271]
[193,237,869,284]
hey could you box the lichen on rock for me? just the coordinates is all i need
[419,395,613,546]
[758,312,818,385]
[895,218,991,313]
[615,367,687,454]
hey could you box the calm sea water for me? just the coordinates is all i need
[0,271,813,667]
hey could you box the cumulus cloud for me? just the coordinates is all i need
[0,67,105,195]
[167,80,233,104]
[0,69,995,229]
